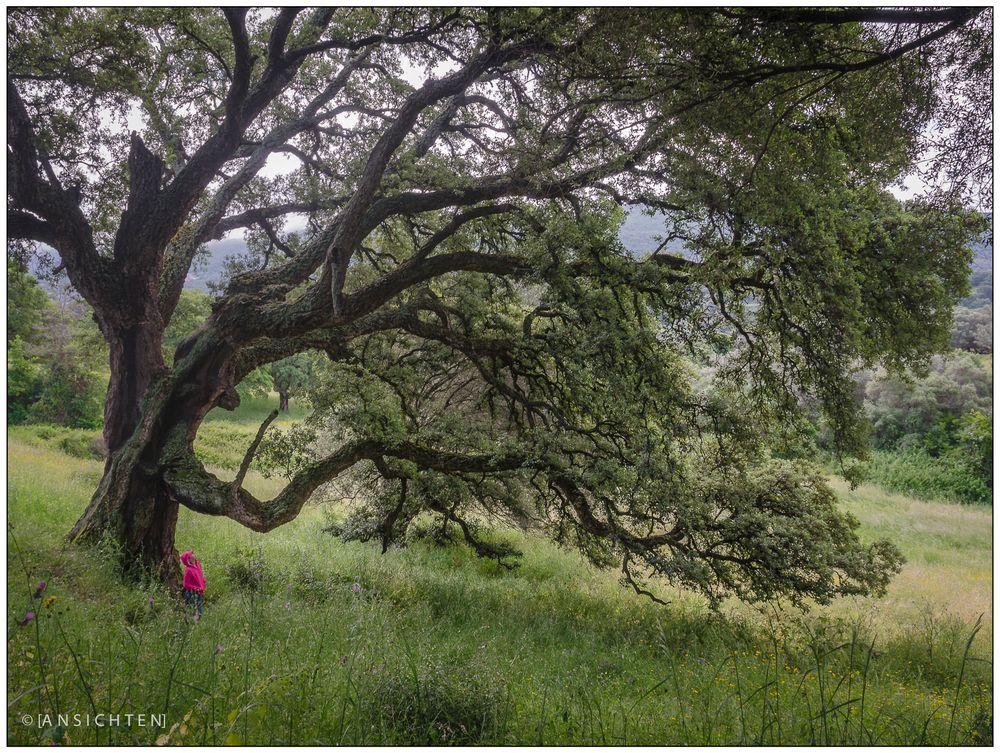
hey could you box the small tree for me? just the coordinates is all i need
[270,354,315,411]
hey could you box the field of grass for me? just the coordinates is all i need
[7,428,993,745]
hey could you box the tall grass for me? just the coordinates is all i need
[7,437,993,745]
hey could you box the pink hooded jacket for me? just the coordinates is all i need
[180,550,206,593]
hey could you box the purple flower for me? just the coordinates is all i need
[214,644,224,655]
[19,611,35,626]
[33,581,47,599]
[351,582,362,594]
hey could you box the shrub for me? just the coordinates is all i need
[224,546,271,593]
[27,361,103,429]
[8,424,104,460]
[357,656,510,744]
[861,449,991,504]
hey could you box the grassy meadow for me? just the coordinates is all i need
[6,397,993,745]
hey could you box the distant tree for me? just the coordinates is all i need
[7,260,50,343]
[7,337,43,424]
[863,352,992,451]
[7,262,50,422]
[270,353,315,411]
[6,269,105,428]
[7,8,990,601]
[950,305,992,353]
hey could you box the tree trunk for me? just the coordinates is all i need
[103,325,165,457]
[279,390,289,412]
[68,325,232,586]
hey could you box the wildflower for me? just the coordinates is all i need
[148,596,155,608]
[33,581,47,599]
[214,644,224,655]
[340,655,349,666]
[19,611,35,626]
[42,596,56,608]
[284,601,291,610]
[351,582,362,593]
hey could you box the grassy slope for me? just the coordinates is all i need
[7,436,992,745]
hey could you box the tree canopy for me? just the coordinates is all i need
[6,7,991,600]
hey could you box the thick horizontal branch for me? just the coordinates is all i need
[7,210,60,247]
[163,436,526,533]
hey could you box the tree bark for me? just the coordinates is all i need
[68,327,235,586]
[103,324,165,458]
[278,390,289,412]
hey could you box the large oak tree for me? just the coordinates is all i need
[7,7,990,601]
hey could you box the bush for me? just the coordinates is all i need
[357,656,510,744]
[8,424,104,460]
[27,361,103,429]
[7,336,43,424]
[224,546,271,593]
[861,449,991,505]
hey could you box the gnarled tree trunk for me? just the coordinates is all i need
[69,324,235,586]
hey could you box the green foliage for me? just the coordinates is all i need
[862,352,992,451]
[26,361,104,429]
[954,410,992,490]
[852,352,993,502]
[951,305,992,354]
[7,337,43,424]
[269,353,319,410]
[235,367,273,402]
[855,449,991,506]
[6,266,106,428]
[7,261,50,342]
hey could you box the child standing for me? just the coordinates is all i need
[179,550,206,620]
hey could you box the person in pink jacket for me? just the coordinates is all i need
[179,550,206,620]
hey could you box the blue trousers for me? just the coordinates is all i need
[183,588,203,617]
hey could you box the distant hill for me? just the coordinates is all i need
[184,237,247,292]
[618,207,671,255]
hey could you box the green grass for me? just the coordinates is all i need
[7,435,993,745]
[202,393,310,426]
